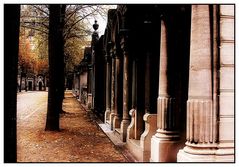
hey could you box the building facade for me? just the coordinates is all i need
[76,4,234,162]
[17,73,47,92]
[72,47,92,106]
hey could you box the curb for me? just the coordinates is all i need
[73,94,138,162]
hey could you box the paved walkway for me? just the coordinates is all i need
[17,90,128,162]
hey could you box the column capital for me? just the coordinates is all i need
[110,48,116,58]
[105,54,112,62]
[105,41,113,61]
[120,29,130,53]
[114,47,122,59]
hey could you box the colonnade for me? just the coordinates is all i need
[77,4,234,162]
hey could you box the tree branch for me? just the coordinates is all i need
[32,5,49,16]
[20,24,48,34]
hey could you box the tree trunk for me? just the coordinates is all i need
[59,5,66,114]
[4,4,20,162]
[45,5,66,131]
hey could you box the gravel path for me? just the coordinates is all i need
[17,91,127,162]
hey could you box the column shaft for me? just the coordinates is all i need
[122,51,130,120]
[104,56,112,123]
[106,61,111,110]
[131,60,136,108]
[186,4,216,144]
[177,5,218,162]
[151,18,180,162]
[113,51,122,130]
[110,53,116,130]
[120,43,130,141]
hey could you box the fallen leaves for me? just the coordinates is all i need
[17,91,127,162]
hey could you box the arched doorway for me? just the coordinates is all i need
[28,81,32,91]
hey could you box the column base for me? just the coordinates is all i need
[113,115,121,130]
[177,142,234,162]
[150,130,180,162]
[177,148,215,162]
[87,93,92,109]
[104,108,111,123]
[109,112,115,130]
[120,119,130,142]
[216,142,235,162]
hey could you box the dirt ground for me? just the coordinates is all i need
[17,91,128,162]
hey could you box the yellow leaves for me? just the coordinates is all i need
[19,27,48,74]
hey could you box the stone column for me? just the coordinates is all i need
[77,72,80,97]
[177,5,218,162]
[120,33,131,142]
[87,64,92,109]
[150,18,180,162]
[135,57,145,140]
[109,49,116,130]
[131,60,136,109]
[143,19,155,115]
[113,48,123,130]
[126,58,140,139]
[104,49,112,123]
[91,20,99,110]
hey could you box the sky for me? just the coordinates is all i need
[88,5,117,37]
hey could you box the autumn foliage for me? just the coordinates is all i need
[18,34,32,72]
[18,28,48,75]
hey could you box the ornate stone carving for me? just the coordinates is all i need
[140,113,157,161]
[127,109,136,139]
[186,99,217,144]
[157,97,176,131]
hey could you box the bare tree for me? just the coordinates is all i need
[20,5,109,82]
[20,5,110,130]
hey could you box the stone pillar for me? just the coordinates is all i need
[113,48,123,130]
[135,55,146,140]
[120,32,131,142]
[78,72,82,100]
[177,5,218,162]
[127,59,140,139]
[76,73,80,97]
[109,50,116,130]
[104,49,112,123]
[131,60,136,109]
[91,20,99,110]
[150,18,180,162]
[87,64,93,109]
